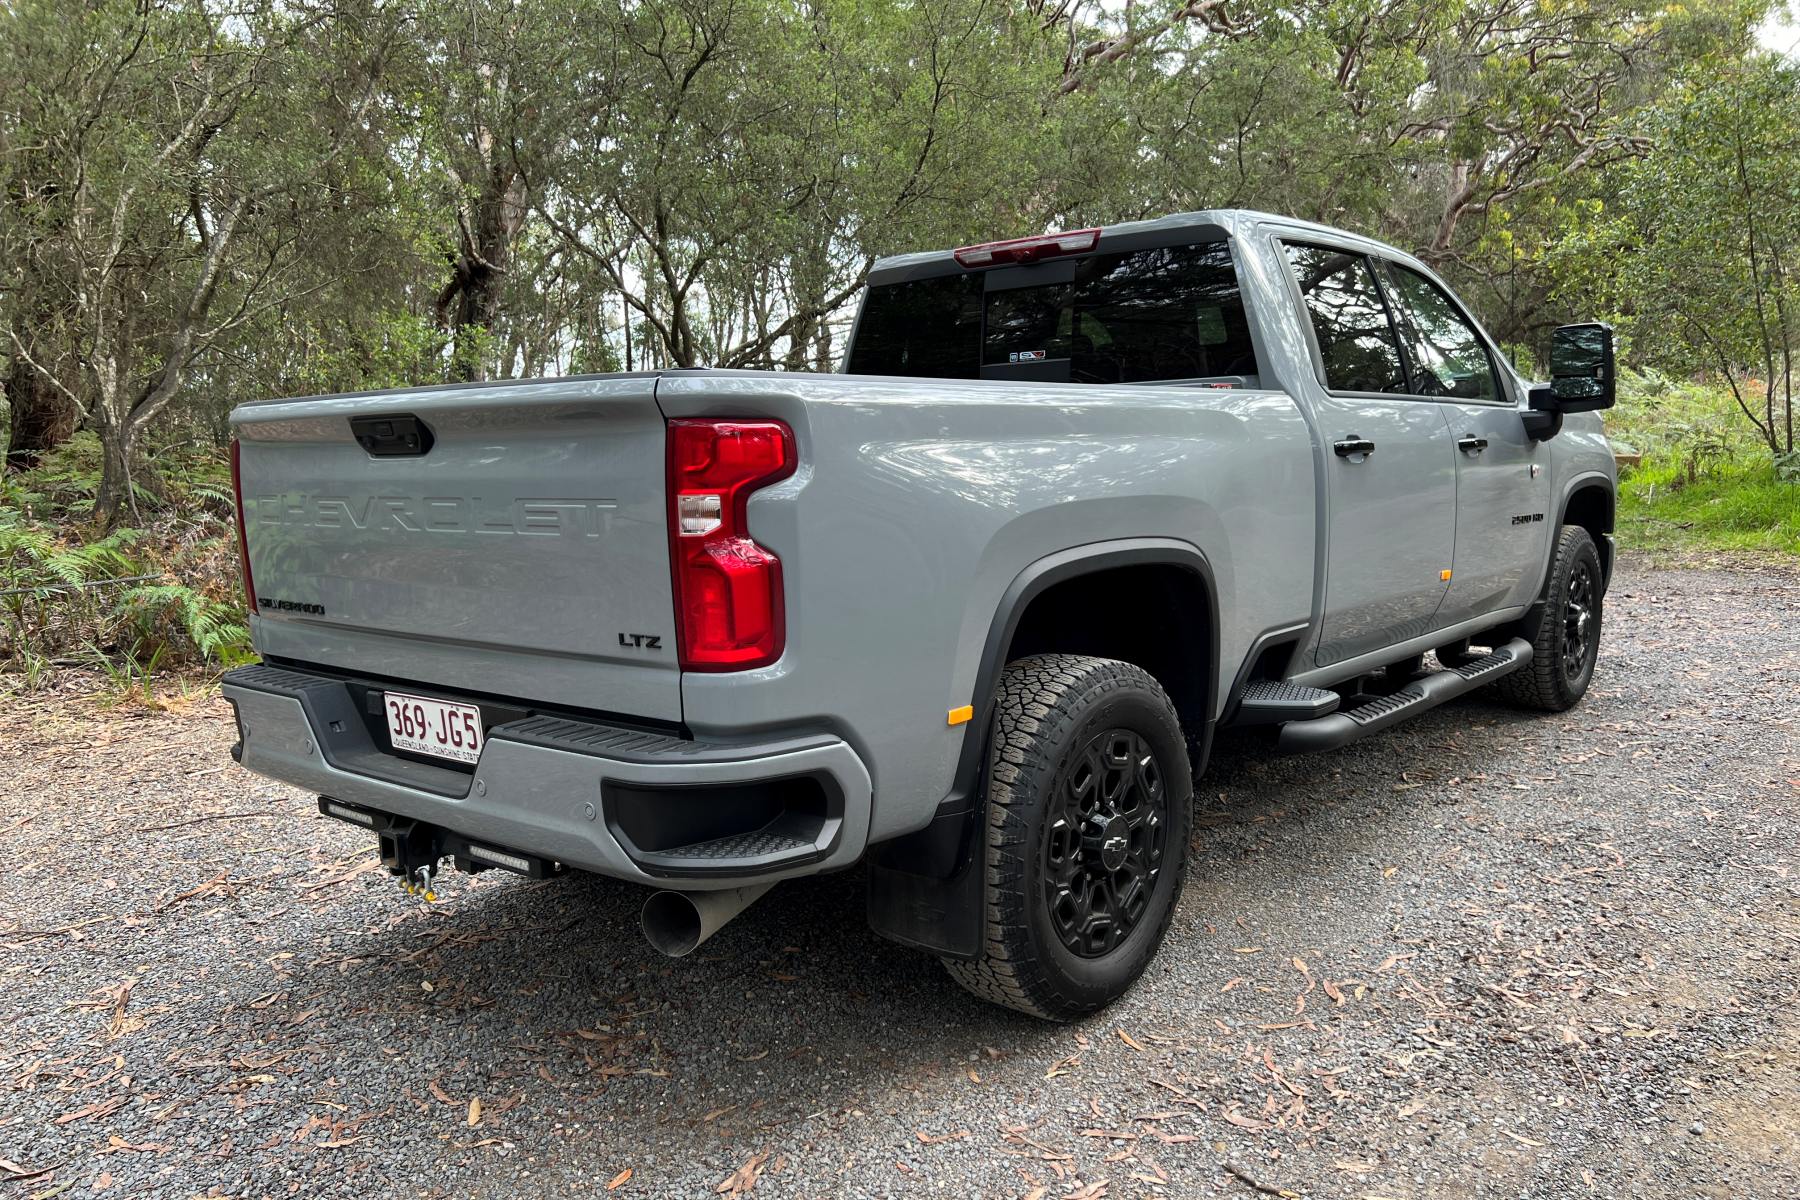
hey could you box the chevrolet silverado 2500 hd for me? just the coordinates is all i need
[221,209,1618,1019]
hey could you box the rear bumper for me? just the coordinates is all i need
[221,664,872,890]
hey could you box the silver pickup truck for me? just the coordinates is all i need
[222,209,1617,1019]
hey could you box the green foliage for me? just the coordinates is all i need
[115,581,251,666]
[1605,370,1800,557]
[1619,459,1800,557]
[1552,56,1800,457]
[1608,369,1758,478]
[0,436,252,687]
[4,0,1775,427]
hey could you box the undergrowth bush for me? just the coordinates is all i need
[1607,371,1800,558]
[1,434,253,689]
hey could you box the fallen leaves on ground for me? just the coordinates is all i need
[915,1129,970,1145]
[0,1159,60,1182]
[1222,1105,1269,1131]
[717,1149,770,1195]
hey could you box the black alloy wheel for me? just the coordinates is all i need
[1497,524,1604,712]
[1042,728,1169,958]
[1561,557,1598,681]
[942,654,1193,1020]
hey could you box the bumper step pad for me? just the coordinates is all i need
[1276,639,1533,754]
[488,713,838,764]
[634,825,815,870]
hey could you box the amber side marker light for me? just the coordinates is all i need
[947,705,974,726]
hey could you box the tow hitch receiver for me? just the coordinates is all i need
[316,798,564,897]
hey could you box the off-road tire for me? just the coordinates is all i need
[1497,524,1604,712]
[942,655,1192,1020]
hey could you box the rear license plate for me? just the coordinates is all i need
[383,691,483,765]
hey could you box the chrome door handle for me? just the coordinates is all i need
[1457,435,1489,455]
[1333,437,1376,458]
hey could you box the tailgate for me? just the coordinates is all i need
[232,376,680,721]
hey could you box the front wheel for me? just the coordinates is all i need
[1497,524,1604,712]
[942,655,1192,1020]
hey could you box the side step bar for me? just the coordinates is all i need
[1277,639,1532,755]
[1233,679,1340,725]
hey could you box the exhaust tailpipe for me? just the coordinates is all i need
[640,883,773,957]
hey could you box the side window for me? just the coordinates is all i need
[1281,242,1408,394]
[1379,263,1499,403]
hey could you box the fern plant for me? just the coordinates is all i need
[2,438,256,690]
[116,581,253,665]
[0,519,146,661]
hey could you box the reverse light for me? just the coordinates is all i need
[666,419,796,671]
[229,438,258,613]
[952,227,1100,268]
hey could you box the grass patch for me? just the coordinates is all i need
[1605,370,1799,560]
[1619,457,1800,558]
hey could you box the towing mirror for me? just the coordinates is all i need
[1547,322,1615,412]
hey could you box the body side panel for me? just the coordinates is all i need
[657,371,1316,844]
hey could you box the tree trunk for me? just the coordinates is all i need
[438,167,527,382]
[92,415,137,528]
[3,355,78,472]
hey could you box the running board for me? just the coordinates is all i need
[1277,639,1533,755]
[1233,679,1340,725]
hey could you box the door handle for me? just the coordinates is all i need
[1457,435,1489,455]
[1333,437,1376,459]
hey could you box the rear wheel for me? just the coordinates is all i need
[942,655,1192,1020]
[1497,524,1603,712]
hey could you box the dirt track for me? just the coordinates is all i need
[3,556,1797,1198]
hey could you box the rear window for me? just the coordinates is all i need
[843,272,983,380]
[846,241,1258,384]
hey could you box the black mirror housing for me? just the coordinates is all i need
[1546,321,1615,412]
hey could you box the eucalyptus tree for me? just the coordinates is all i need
[1556,58,1800,459]
[390,0,581,380]
[0,0,403,522]
[524,0,1069,371]
[1033,0,1769,341]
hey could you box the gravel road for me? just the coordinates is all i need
[4,556,1797,1200]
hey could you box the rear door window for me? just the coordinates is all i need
[847,240,1258,384]
[1281,242,1409,394]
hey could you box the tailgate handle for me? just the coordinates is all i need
[351,414,434,457]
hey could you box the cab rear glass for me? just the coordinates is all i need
[846,241,1259,385]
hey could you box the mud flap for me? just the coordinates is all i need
[865,799,983,961]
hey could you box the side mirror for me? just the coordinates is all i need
[1546,322,1616,412]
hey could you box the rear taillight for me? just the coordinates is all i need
[666,419,796,671]
[229,438,257,612]
[952,227,1100,268]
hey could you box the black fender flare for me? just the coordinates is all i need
[866,537,1219,960]
[1504,474,1618,644]
[1557,471,1617,589]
